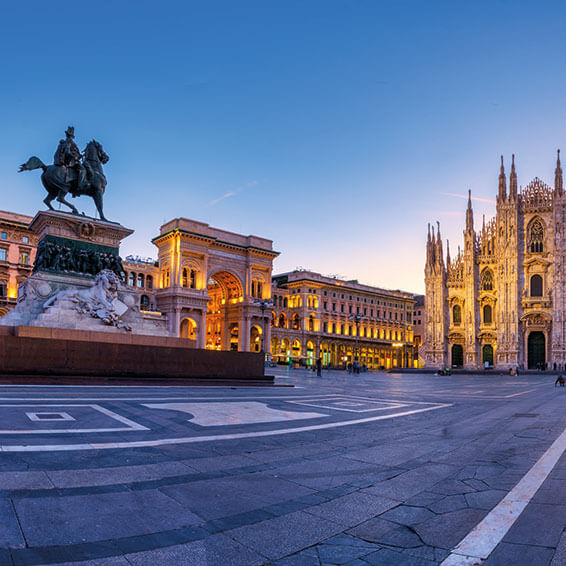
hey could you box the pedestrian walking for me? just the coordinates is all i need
[316,357,322,377]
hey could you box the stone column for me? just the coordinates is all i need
[265,314,272,355]
[241,313,251,351]
[170,307,181,335]
[198,310,207,349]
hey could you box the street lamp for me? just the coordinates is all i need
[348,313,364,365]
[254,299,273,354]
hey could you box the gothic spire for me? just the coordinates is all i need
[509,153,517,199]
[429,224,436,266]
[466,189,474,232]
[555,149,563,196]
[498,155,507,201]
[446,239,451,266]
[435,221,444,268]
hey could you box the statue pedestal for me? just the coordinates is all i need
[30,210,133,278]
[0,210,172,337]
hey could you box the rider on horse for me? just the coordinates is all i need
[53,126,90,195]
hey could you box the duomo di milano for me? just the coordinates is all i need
[425,150,566,370]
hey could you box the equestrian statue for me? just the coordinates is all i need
[19,126,110,221]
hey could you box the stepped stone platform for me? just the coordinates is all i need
[0,326,270,383]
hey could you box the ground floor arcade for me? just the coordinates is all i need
[270,332,415,369]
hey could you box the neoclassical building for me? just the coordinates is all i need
[270,270,416,369]
[425,152,566,370]
[153,217,278,351]
[0,210,37,317]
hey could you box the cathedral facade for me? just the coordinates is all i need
[425,152,566,370]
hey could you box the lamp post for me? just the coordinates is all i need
[254,299,273,354]
[349,313,363,366]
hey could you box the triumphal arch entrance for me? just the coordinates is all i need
[153,218,278,352]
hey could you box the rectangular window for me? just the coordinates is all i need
[0,248,6,261]
[332,303,336,311]
[0,232,6,240]
[20,252,29,265]
[323,301,328,310]
[323,322,328,333]
[341,304,344,312]
[364,308,367,315]
[22,236,29,244]
[349,305,353,314]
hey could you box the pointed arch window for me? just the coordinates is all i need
[529,220,544,253]
[481,270,493,291]
[452,305,462,326]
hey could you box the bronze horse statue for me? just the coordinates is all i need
[19,140,109,221]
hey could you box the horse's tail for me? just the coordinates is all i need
[19,156,46,172]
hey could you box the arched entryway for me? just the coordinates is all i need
[206,270,243,350]
[482,344,494,367]
[180,318,197,342]
[229,323,239,351]
[306,341,315,367]
[250,325,262,352]
[528,331,546,369]
[451,344,464,368]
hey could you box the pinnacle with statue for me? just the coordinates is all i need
[19,126,109,221]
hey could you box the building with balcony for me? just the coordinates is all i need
[270,270,416,369]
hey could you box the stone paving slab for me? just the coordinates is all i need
[226,510,344,560]
[0,371,564,565]
[14,490,203,546]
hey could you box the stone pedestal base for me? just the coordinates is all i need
[0,272,172,336]
[30,210,133,278]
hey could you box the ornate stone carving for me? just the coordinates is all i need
[43,270,131,331]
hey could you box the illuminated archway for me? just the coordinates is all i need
[250,325,262,352]
[180,317,197,341]
[206,270,244,350]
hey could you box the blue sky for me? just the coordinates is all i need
[1,0,566,293]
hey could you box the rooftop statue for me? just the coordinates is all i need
[19,126,109,221]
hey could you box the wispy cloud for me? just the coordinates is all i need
[441,192,496,205]
[207,180,258,206]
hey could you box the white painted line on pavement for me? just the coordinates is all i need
[0,403,451,452]
[441,426,566,566]
[0,404,148,434]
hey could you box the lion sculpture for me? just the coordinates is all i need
[43,269,131,330]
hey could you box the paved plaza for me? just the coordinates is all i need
[0,369,564,565]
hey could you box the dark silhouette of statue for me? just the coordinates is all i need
[19,126,109,221]
[53,126,89,193]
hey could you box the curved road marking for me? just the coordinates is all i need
[0,403,451,453]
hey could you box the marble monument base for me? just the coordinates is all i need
[0,210,172,337]
[0,325,268,382]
